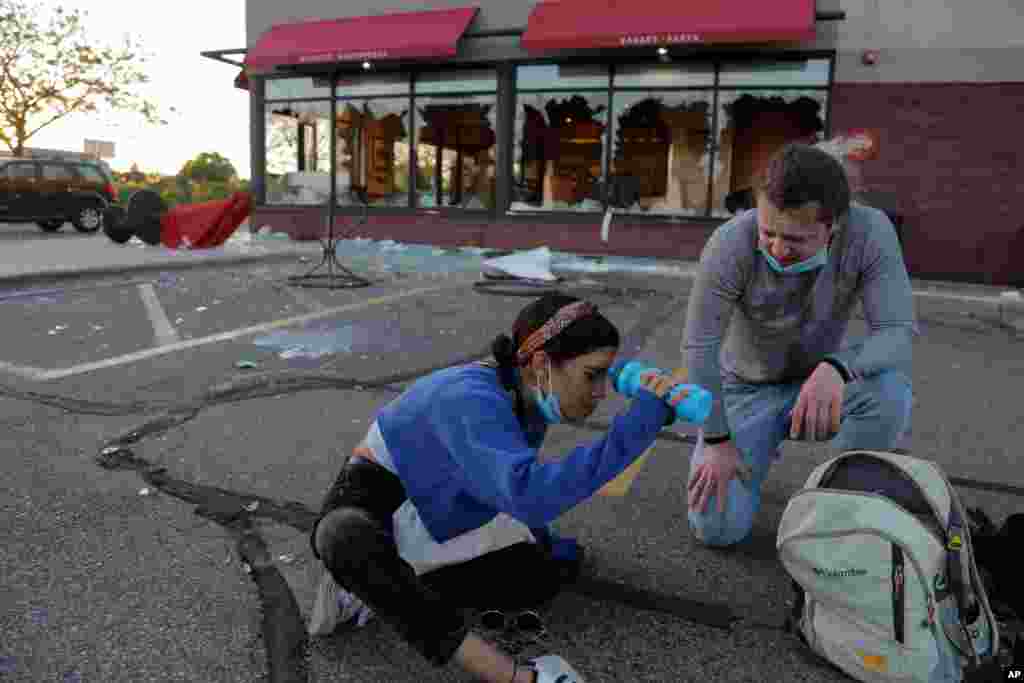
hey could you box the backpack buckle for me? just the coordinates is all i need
[948,524,963,551]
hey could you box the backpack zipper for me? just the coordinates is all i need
[892,544,905,644]
[809,475,946,551]
[780,522,938,645]
[819,453,948,546]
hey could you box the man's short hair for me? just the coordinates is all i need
[756,143,851,224]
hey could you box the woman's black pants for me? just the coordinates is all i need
[309,458,576,666]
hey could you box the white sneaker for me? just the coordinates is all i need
[529,655,586,683]
[308,568,373,636]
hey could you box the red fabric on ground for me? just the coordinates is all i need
[160,192,253,249]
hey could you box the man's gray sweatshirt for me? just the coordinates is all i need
[682,203,919,437]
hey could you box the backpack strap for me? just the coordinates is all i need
[946,494,990,667]
[784,579,806,639]
[947,502,978,622]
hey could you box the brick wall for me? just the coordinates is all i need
[831,82,1024,286]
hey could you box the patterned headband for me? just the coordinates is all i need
[516,301,597,366]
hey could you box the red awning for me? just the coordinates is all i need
[245,7,479,72]
[522,0,816,52]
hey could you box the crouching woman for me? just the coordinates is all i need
[310,293,692,683]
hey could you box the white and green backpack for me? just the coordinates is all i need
[777,450,1000,682]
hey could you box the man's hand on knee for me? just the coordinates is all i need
[790,362,844,441]
[688,441,743,514]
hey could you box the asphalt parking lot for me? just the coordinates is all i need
[1,227,1022,682]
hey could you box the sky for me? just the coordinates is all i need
[26,0,251,178]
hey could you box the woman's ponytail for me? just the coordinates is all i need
[491,334,518,391]
[491,333,526,427]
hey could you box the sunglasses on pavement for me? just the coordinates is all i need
[479,609,547,639]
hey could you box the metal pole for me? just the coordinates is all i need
[286,69,369,289]
[494,64,515,215]
[328,71,338,269]
[250,76,266,205]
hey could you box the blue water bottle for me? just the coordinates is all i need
[608,359,712,426]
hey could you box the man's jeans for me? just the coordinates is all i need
[687,369,913,547]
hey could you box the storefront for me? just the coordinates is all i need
[204,1,1024,286]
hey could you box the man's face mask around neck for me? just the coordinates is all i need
[756,199,836,275]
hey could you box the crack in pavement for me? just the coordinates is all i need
[95,447,319,532]
[95,444,739,676]
[232,523,310,683]
[96,445,315,683]
[81,296,739,680]
[95,445,742,681]
[40,285,1022,679]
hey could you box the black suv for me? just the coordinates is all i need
[0,158,117,233]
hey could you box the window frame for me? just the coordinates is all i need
[76,164,108,182]
[2,162,39,180]
[257,51,835,223]
[509,52,835,219]
[334,95,414,209]
[263,66,502,216]
[262,99,334,206]
[411,86,499,214]
[41,162,77,182]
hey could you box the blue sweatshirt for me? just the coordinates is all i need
[375,362,673,543]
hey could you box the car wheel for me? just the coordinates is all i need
[126,189,167,246]
[36,219,64,232]
[135,216,163,246]
[71,202,104,233]
[102,205,132,244]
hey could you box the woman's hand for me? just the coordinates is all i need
[638,371,689,409]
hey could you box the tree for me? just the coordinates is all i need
[0,0,165,156]
[180,152,238,183]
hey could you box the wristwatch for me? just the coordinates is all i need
[821,357,853,383]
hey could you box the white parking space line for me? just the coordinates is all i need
[0,361,46,380]
[35,283,459,382]
[281,283,327,312]
[137,283,181,346]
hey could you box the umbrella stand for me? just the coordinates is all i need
[287,189,372,290]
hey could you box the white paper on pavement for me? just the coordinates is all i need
[481,246,557,281]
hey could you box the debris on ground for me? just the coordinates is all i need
[482,246,558,282]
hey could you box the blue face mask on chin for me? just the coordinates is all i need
[759,245,829,275]
[531,359,564,424]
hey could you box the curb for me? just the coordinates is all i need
[0,249,314,289]
[998,290,1024,334]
